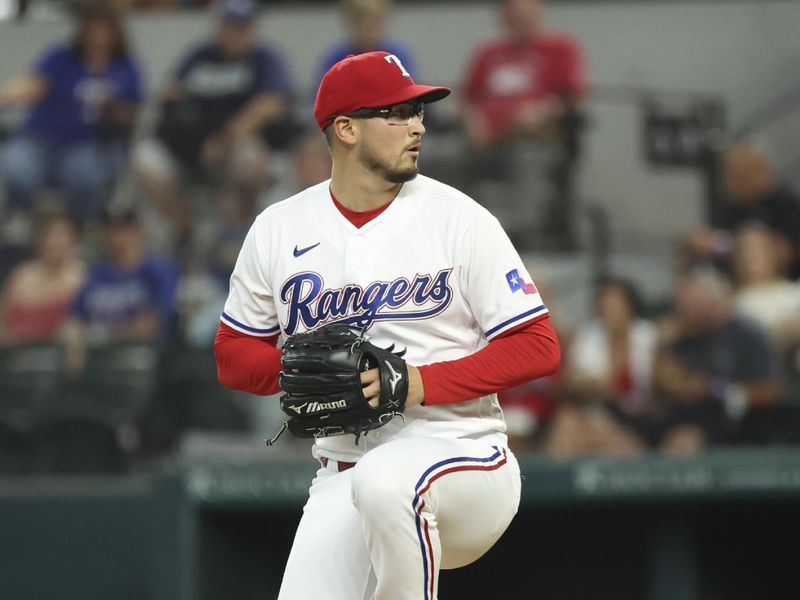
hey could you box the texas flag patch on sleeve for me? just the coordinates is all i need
[506,269,537,295]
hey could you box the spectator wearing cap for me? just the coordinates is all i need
[132,0,294,249]
[0,3,143,223]
[61,208,179,372]
[315,0,415,91]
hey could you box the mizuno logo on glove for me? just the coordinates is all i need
[385,360,403,394]
[270,323,410,446]
[307,399,347,413]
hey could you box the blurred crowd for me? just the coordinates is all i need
[0,0,798,470]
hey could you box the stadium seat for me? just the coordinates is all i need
[0,343,62,431]
[57,342,159,425]
[34,343,160,473]
[0,343,63,473]
[160,346,250,433]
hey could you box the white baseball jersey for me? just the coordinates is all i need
[221,175,548,462]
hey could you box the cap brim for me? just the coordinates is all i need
[364,84,451,108]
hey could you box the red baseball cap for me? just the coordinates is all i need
[314,51,451,130]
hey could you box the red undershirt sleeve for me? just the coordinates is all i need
[214,321,282,396]
[215,315,560,403]
[417,315,560,406]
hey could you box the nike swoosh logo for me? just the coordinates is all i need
[385,360,403,395]
[293,242,320,257]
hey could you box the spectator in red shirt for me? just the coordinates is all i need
[448,0,588,251]
[0,213,85,345]
[461,0,588,149]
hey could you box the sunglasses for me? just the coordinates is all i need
[334,102,425,126]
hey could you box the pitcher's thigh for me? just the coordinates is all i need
[352,437,521,570]
[278,469,374,600]
[436,447,521,569]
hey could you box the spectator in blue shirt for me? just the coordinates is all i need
[315,0,415,89]
[653,267,782,453]
[0,4,143,223]
[132,0,295,249]
[62,207,179,372]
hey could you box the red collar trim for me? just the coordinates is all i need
[329,188,395,229]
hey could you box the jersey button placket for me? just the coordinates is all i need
[346,235,368,281]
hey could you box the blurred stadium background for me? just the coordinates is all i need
[1,0,800,599]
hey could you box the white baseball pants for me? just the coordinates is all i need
[277,436,521,600]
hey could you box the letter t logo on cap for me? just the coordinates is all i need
[384,54,410,77]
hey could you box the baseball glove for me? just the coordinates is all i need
[266,323,409,445]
